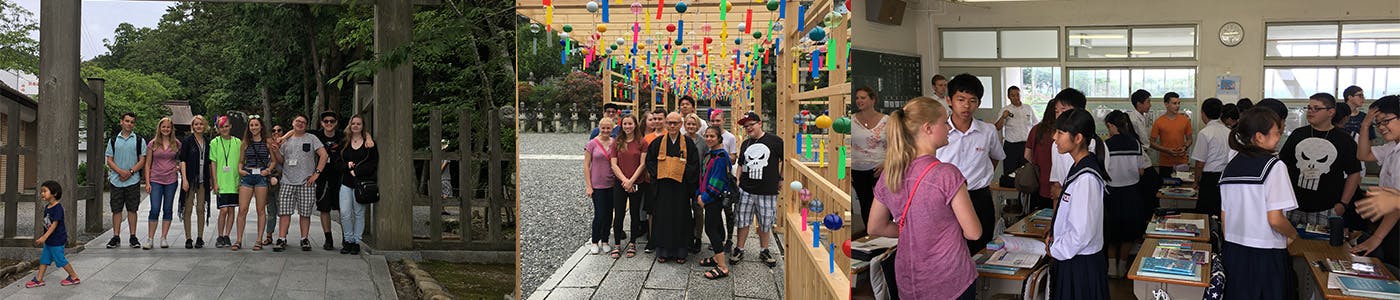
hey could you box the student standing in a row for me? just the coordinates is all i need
[937,74,1005,254]
[1192,98,1231,215]
[1151,92,1192,178]
[1048,108,1110,298]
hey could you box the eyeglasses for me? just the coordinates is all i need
[322,119,337,124]
[1376,116,1397,127]
[1305,106,1334,112]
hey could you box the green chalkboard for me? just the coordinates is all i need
[851,49,922,113]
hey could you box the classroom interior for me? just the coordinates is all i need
[850,0,1400,299]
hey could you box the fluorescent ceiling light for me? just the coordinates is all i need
[1130,51,1152,55]
[1104,54,1129,58]
[1070,34,1125,39]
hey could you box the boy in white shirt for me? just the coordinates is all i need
[936,74,1006,254]
[995,86,1038,185]
[1191,98,1231,215]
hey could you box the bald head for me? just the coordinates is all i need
[666,112,683,137]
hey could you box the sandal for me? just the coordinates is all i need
[261,237,273,246]
[230,242,241,251]
[676,258,686,264]
[625,243,637,258]
[656,257,667,263]
[608,248,622,259]
[699,257,718,267]
[703,267,729,280]
[252,243,263,251]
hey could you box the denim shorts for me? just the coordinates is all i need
[40,245,68,267]
[240,174,270,187]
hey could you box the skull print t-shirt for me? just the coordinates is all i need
[1279,126,1362,212]
[739,133,784,195]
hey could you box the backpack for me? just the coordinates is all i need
[109,132,146,181]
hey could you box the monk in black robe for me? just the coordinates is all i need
[646,112,700,262]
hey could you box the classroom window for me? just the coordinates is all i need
[942,30,998,59]
[1002,67,1062,110]
[1264,67,1338,99]
[1000,30,1059,59]
[1266,24,1340,57]
[1342,23,1400,56]
[1131,69,1197,98]
[1067,28,1129,59]
[1131,27,1197,58]
[1068,69,1131,98]
[1338,67,1400,97]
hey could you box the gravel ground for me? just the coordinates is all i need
[520,133,595,297]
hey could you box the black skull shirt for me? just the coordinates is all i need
[738,133,784,195]
[1279,126,1361,212]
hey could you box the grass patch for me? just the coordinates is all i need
[419,260,515,300]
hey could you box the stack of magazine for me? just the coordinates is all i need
[1146,216,1204,237]
[1135,240,1206,281]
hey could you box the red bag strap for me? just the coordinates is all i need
[898,160,941,232]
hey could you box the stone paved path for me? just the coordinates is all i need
[0,192,396,300]
[520,133,784,300]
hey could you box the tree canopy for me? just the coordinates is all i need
[0,0,38,75]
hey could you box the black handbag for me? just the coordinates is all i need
[355,180,379,204]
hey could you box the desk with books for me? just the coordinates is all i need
[1144,213,1211,242]
[973,236,1048,298]
[1156,187,1198,210]
[1003,209,1053,239]
[1128,238,1211,299]
[1304,252,1400,299]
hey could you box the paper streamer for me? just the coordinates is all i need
[837,146,847,179]
[828,242,835,273]
[810,50,820,79]
[818,138,826,167]
[720,0,729,20]
[791,62,798,84]
[677,20,684,43]
[744,9,753,34]
[827,43,835,71]
[601,0,610,23]
[796,132,802,154]
[812,222,819,248]
[545,0,554,28]
[655,0,664,20]
[804,134,814,160]
[801,209,808,231]
[797,5,806,33]
[779,0,786,18]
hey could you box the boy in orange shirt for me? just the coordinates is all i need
[1151,92,1193,178]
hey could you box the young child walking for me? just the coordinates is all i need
[1049,108,1110,299]
[1102,110,1150,278]
[1219,107,1299,298]
[28,181,80,288]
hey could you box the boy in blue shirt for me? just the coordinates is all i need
[28,181,81,288]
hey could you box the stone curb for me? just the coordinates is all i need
[403,259,455,300]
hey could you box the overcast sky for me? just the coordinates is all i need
[16,0,173,61]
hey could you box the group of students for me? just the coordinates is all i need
[856,73,1400,299]
[582,96,784,280]
[100,111,378,254]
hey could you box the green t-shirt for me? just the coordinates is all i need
[209,136,242,194]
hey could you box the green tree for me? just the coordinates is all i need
[0,0,38,75]
[82,65,179,137]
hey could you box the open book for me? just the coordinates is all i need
[983,235,1046,269]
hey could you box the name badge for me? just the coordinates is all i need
[223,166,231,172]
[288,159,299,166]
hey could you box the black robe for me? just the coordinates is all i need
[645,134,700,259]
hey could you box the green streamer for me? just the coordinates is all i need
[837,146,847,179]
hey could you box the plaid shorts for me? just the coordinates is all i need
[278,183,317,216]
[737,190,777,231]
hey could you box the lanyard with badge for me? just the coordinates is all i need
[220,137,234,173]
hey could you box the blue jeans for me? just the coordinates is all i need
[339,185,366,244]
[149,182,177,221]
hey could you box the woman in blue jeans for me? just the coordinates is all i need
[235,116,277,251]
[144,117,183,249]
[338,115,377,254]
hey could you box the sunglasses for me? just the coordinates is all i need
[322,119,337,124]
[248,114,261,120]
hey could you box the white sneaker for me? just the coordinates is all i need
[601,244,611,254]
[588,243,600,255]
[160,238,169,249]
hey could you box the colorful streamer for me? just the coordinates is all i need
[837,146,847,179]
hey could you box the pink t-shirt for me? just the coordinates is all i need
[872,155,977,298]
[147,140,182,185]
[585,139,615,189]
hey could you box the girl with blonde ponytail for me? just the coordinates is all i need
[867,97,983,299]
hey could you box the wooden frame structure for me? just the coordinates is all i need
[773,1,851,299]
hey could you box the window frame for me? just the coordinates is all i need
[939,27,1063,62]
[1067,66,1199,100]
[1064,24,1198,62]
[1265,20,1400,60]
